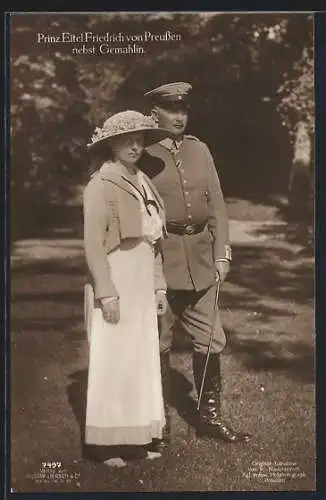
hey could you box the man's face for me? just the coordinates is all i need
[153,103,188,137]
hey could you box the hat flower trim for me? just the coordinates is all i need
[90,112,158,144]
[91,127,107,143]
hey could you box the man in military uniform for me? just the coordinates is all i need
[140,82,251,445]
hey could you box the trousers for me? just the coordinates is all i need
[158,284,226,355]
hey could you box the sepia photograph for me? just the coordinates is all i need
[9,11,315,492]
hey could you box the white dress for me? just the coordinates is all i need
[84,172,165,446]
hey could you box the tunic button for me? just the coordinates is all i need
[187,203,191,208]
[183,179,187,184]
[185,191,189,195]
[188,214,192,220]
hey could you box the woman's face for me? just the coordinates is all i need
[109,131,145,165]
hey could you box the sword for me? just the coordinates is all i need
[196,278,221,411]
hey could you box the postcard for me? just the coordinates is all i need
[9,10,315,493]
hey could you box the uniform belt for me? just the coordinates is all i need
[166,221,207,235]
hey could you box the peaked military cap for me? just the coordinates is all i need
[144,82,192,106]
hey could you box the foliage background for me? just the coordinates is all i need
[10,12,314,239]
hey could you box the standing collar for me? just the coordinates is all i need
[159,136,184,151]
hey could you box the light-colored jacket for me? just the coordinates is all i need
[83,161,167,299]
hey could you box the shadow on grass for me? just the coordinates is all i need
[11,315,84,335]
[220,246,314,383]
[170,366,197,428]
[11,240,314,396]
[251,221,313,253]
[224,333,315,384]
[67,369,88,457]
[249,192,313,251]
[225,245,314,307]
[11,256,85,277]
[12,204,84,242]
[12,290,83,304]
[11,257,85,336]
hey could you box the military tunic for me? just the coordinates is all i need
[140,136,230,354]
[141,135,230,290]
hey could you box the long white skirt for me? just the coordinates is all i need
[84,238,165,446]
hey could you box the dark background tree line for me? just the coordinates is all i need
[10,12,314,242]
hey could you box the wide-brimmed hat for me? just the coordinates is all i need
[87,110,172,152]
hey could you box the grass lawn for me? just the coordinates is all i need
[10,230,315,492]
[225,197,285,221]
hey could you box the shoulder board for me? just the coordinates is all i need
[184,134,200,141]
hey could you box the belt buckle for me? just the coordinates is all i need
[184,224,195,235]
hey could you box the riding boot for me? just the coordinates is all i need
[193,351,251,442]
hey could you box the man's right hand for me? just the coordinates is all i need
[101,298,120,324]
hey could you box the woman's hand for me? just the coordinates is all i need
[101,297,120,324]
[155,290,167,315]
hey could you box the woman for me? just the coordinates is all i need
[83,110,171,465]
